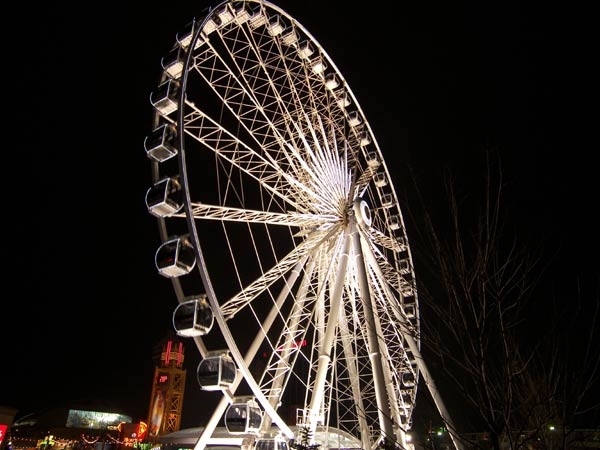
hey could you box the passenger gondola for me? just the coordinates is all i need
[253,435,289,450]
[144,123,178,163]
[150,78,180,116]
[224,397,262,435]
[173,296,214,337]
[145,176,183,217]
[155,235,196,278]
[197,350,236,390]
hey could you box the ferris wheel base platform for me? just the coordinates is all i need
[158,426,362,450]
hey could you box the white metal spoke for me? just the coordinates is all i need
[367,225,408,253]
[178,202,338,227]
[181,99,304,210]
[258,257,318,409]
[220,223,342,319]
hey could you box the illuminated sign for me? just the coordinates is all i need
[158,375,168,383]
[149,389,166,437]
[138,421,148,441]
[162,340,184,367]
[66,410,132,430]
[0,424,8,446]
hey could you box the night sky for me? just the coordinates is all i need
[3,0,597,432]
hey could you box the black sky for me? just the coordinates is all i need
[3,0,597,431]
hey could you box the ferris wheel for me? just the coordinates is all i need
[144,2,455,450]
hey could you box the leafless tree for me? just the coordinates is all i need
[518,280,600,450]
[401,149,599,450]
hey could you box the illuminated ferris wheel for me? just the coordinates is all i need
[144,2,457,450]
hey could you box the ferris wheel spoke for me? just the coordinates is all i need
[258,257,318,413]
[220,223,343,319]
[213,15,335,174]
[360,231,421,385]
[235,23,353,195]
[188,30,320,209]
[366,225,407,253]
[362,234,416,299]
[285,115,353,215]
[362,260,411,428]
[182,97,343,214]
[353,165,378,196]
[181,100,305,210]
[175,202,339,228]
[190,14,355,213]
[186,46,291,169]
[336,296,371,449]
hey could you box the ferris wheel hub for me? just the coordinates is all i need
[353,198,372,227]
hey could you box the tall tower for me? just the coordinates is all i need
[147,334,187,439]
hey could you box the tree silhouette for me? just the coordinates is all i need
[401,149,599,450]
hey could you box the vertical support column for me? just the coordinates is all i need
[402,334,465,450]
[359,234,465,450]
[193,260,307,450]
[349,219,395,443]
[306,229,352,442]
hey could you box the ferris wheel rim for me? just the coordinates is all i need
[148,0,421,446]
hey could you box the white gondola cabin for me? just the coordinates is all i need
[173,296,214,337]
[401,372,415,388]
[225,397,262,435]
[359,130,371,147]
[267,14,285,36]
[281,29,298,46]
[366,151,380,168]
[150,78,180,116]
[381,193,394,209]
[253,436,289,450]
[234,5,251,24]
[217,5,234,26]
[297,40,314,59]
[161,46,186,79]
[155,235,196,278]
[144,123,178,163]
[403,303,416,319]
[400,390,412,405]
[324,73,339,90]
[176,20,206,50]
[347,111,362,127]
[145,176,183,217]
[374,172,387,187]
[197,350,236,390]
[249,6,267,29]
[395,235,406,251]
[202,16,219,34]
[398,258,411,274]
[311,56,327,75]
[334,88,350,108]
[388,215,401,231]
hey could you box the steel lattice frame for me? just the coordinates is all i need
[146,2,426,450]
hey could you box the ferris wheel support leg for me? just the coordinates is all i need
[196,261,296,438]
[401,333,465,450]
[193,258,305,450]
[193,394,231,450]
[349,221,395,444]
[306,229,352,442]
[256,259,310,432]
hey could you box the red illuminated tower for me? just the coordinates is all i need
[147,335,186,439]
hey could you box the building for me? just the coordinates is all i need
[147,335,187,439]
